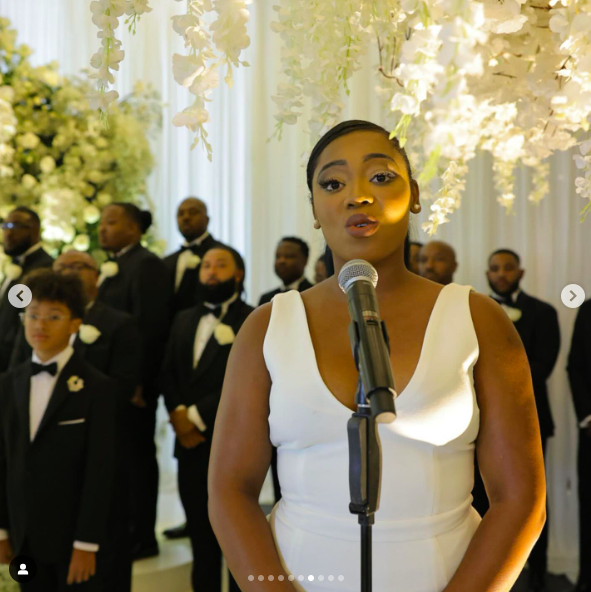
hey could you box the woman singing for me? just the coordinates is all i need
[208,120,546,591]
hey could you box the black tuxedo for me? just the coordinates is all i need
[0,246,53,373]
[97,243,171,550]
[472,289,560,580]
[258,277,314,306]
[0,352,116,590]
[163,233,218,317]
[160,296,253,592]
[568,299,591,585]
[9,302,140,590]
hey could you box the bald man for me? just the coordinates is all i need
[418,241,458,285]
[164,197,219,317]
[11,250,142,592]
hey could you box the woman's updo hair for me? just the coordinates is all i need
[113,202,153,234]
[306,119,414,198]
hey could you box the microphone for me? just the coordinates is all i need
[338,259,397,423]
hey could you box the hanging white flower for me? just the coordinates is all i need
[214,322,235,346]
[79,324,102,344]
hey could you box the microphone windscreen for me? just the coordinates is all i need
[338,259,378,294]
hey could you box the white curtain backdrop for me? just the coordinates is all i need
[3,0,591,580]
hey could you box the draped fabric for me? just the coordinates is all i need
[3,0,591,579]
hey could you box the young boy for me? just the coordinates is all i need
[0,269,116,591]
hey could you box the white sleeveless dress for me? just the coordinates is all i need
[263,283,481,592]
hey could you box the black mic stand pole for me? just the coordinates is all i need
[347,319,393,592]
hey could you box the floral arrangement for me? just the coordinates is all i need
[90,0,250,161]
[270,0,591,234]
[0,17,162,282]
[89,0,591,233]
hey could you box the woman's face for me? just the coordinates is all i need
[312,131,419,267]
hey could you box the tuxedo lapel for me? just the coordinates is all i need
[72,302,102,359]
[34,354,83,443]
[191,299,241,382]
[14,363,32,445]
[182,306,202,376]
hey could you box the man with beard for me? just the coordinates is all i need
[473,248,560,592]
[0,207,53,373]
[258,237,313,306]
[164,197,218,318]
[408,241,423,275]
[418,240,458,285]
[160,245,252,592]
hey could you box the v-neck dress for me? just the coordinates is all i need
[263,283,481,591]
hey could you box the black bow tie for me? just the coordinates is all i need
[205,305,223,319]
[180,244,199,253]
[492,295,518,307]
[31,362,58,376]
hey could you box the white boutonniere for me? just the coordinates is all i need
[500,304,522,323]
[98,261,119,286]
[185,254,201,269]
[214,322,235,346]
[67,375,85,392]
[4,263,22,281]
[78,324,102,344]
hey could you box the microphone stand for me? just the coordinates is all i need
[347,318,392,592]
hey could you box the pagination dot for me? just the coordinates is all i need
[268,575,274,581]
[258,575,264,581]
[248,575,254,581]
[318,575,324,581]
[338,575,345,581]
[308,575,314,581]
[278,575,284,581]
[328,575,334,581]
[298,575,304,581]
[288,575,295,581]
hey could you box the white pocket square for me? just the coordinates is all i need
[58,419,86,426]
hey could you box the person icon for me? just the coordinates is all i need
[18,563,28,576]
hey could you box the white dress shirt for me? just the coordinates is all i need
[0,345,99,553]
[175,232,210,292]
[176,291,238,432]
[489,288,521,305]
[0,242,43,300]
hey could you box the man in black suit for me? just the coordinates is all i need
[10,250,141,591]
[408,241,423,275]
[0,270,116,591]
[0,207,53,373]
[473,248,560,592]
[164,197,218,318]
[258,236,313,306]
[567,298,591,592]
[161,244,253,592]
[97,203,171,560]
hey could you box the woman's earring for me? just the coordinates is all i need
[412,204,422,213]
[314,220,321,229]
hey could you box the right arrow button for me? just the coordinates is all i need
[562,284,586,309]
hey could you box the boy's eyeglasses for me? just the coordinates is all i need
[23,313,70,323]
[1,222,32,231]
